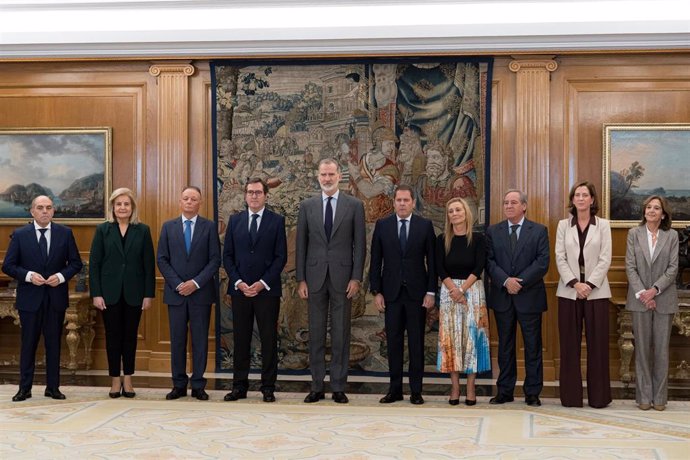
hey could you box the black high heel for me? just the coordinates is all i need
[121,386,136,398]
[449,398,460,406]
[109,386,122,399]
[465,399,477,406]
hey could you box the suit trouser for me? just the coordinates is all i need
[385,288,427,395]
[168,300,211,390]
[632,310,674,405]
[307,272,351,393]
[231,295,280,392]
[558,297,611,408]
[494,304,543,397]
[102,297,143,377]
[18,292,65,390]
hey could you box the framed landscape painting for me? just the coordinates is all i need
[0,127,112,225]
[602,123,690,228]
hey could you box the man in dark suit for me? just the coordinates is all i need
[296,158,366,404]
[369,185,436,405]
[157,186,220,401]
[223,178,287,403]
[2,195,82,402]
[486,189,550,406]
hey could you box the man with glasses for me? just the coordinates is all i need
[223,178,287,402]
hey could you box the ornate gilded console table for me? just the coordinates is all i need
[612,292,690,388]
[0,289,96,373]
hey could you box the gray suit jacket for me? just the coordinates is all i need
[295,192,366,292]
[625,225,679,314]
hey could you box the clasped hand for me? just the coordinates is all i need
[505,277,523,295]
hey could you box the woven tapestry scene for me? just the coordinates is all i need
[213,59,492,376]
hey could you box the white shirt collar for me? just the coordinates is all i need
[396,214,412,224]
[182,215,198,224]
[33,222,52,231]
[508,217,525,228]
[322,190,340,201]
[249,207,265,218]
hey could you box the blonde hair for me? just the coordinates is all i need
[107,187,140,224]
[444,197,473,254]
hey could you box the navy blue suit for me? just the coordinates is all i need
[157,216,220,390]
[486,218,549,397]
[223,208,287,391]
[369,213,436,395]
[2,223,82,390]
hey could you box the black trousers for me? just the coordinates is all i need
[231,295,280,392]
[18,292,65,390]
[384,288,427,395]
[102,298,143,377]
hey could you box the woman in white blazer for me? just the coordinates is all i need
[625,195,679,411]
[555,181,612,408]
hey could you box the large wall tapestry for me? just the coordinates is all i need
[212,58,493,377]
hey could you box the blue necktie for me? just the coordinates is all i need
[249,213,259,245]
[184,220,192,254]
[399,219,408,252]
[324,197,333,242]
[38,228,48,260]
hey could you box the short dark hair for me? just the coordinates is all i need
[394,184,415,199]
[640,195,673,231]
[568,180,599,216]
[245,177,268,194]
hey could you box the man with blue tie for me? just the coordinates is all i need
[2,195,82,402]
[369,185,436,405]
[223,178,287,403]
[485,189,550,407]
[158,186,221,401]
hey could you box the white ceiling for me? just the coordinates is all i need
[1,0,688,59]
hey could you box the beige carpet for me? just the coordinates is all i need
[1,385,688,459]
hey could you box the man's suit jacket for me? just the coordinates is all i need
[369,213,436,301]
[89,222,155,306]
[157,216,221,306]
[555,216,612,300]
[486,218,550,313]
[625,225,679,314]
[2,222,82,312]
[223,208,287,298]
[295,192,366,292]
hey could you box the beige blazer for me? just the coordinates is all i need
[555,216,612,300]
[625,225,679,314]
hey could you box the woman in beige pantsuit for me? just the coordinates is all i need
[625,195,679,411]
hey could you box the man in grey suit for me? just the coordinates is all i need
[296,158,366,404]
[157,186,221,401]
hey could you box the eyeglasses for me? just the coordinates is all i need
[246,190,264,196]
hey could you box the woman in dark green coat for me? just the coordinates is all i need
[89,188,155,398]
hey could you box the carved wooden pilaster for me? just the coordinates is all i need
[149,62,195,223]
[509,57,558,221]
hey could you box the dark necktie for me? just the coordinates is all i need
[38,228,48,260]
[249,213,259,245]
[510,224,519,252]
[184,220,192,254]
[399,219,408,252]
[324,197,333,242]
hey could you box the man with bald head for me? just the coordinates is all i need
[2,195,83,402]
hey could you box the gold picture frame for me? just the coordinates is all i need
[602,123,690,228]
[0,127,112,225]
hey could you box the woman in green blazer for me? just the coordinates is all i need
[89,188,155,398]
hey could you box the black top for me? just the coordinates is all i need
[435,233,486,281]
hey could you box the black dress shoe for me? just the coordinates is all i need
[262,390,276,403]
[12,389,32,402]
[109,388,122,399]
[465,399,477,406]
[489,394,514,405]
[223,388,247,401]
[191,389,209,401]
[410,393,424,405]
[525,395,541,406]
[332,391,349,404]
[448,398,460,406]
[379,393,404,404]
[304,391,325,403]
[44,388,66,400]
[166,387,187,400]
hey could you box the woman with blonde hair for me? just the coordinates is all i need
[436,197,490,405]
[89,188,155,398]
